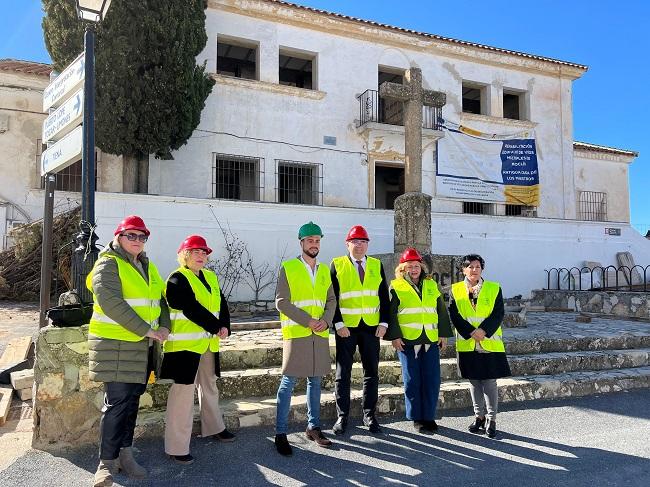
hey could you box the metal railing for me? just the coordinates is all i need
[357,89,442,130]
[545,265,650,292]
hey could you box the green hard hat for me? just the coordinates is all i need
[298,221,323,240]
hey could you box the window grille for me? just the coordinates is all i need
[462,201,494,215]
[275,160,323,205]
[578,191,607,221]
[211,154,263,201]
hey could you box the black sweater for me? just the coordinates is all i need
[159,268,230,383]
[448,289,504,340]
[165,269,231,336]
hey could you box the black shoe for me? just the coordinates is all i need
[413,420,426,433]
[169,454,194,465]
[468,416,486,434]
[363,415,381,434]
[333,416,348,435]
[214,429,236,442]
[275,434,293,456]
[424,420,439,433]
[486,419,497,439]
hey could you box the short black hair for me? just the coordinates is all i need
[460,254,485,270]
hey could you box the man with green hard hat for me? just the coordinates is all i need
[273,221,337,456]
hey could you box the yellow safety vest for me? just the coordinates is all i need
[164,267,222,354]
[451,280,505,353]
[87,254,163,342]
[332,256,382,327]
[391,278,440,342]
[279,258,331,340]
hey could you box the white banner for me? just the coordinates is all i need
[436,127,540,205]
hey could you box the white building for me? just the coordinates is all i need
[1,0,646,300]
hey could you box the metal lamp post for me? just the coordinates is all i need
[71,0,112,303]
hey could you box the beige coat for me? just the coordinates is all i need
[275,263,336,377]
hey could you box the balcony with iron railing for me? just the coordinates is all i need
[356,89,442,130]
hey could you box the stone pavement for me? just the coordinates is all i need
[2,389,650,486]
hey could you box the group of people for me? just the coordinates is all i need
[87,215,510,487]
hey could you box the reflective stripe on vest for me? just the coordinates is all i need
[391,278,440,342]
[164,267,222,354]
[279,258,331,340]
[451,280,505,353]
[332,256,382,327]
[86,255,164,342]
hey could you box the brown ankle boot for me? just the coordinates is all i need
[93,459,118,487]
[118,447,147,479]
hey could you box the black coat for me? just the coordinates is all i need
[448,286,511,380]
[159,268,230,384]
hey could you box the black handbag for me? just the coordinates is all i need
[46,302,94,327]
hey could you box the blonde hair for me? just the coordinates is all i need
[177,249,211,267]
[394,260,429,280]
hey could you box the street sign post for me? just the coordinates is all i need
[42,89,83,143]
[42,52,85,111]
[40,125,83,176]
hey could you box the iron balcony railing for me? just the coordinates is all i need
[544,265,650,292]
[357,89,442,130]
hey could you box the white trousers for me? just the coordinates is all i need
[164,351,226,455]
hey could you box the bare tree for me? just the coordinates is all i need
[241,244,288,301]
[206,221,246,301]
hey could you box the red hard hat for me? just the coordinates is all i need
[345,225,370,241]
[114,215,150,236]
[177,235,212,255]
[400,247,423,264]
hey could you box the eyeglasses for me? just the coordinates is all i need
[349,239,368,245]
[121,233,148,243]
[189,249,208,255]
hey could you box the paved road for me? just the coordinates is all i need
[1,389,649,487]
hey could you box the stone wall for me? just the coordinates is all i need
[230,300,275,315]
[32,325,160,450]
[530,289,650,319]
[33,325,101,450]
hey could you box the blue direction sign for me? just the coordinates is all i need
[42,89,83,143]
[42,52,85,111]
[40,125,83,176]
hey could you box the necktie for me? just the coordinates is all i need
[356,260,365,282]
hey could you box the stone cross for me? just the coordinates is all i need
[379,67,446,193]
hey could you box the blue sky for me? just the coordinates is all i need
[1,1,647,230]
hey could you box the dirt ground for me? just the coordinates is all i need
[0,301,40,472]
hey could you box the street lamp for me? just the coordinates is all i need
[71,0,112,304]
[75,0,112,23]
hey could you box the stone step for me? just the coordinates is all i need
[219,333,650,371]
[146,348,650,405]
[135,366,650,435]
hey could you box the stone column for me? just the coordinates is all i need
[403,69,423,193]
[393,192,432,254]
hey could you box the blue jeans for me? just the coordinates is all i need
[397,344,441,421]
[275,375,321,434]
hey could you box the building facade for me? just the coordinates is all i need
[0,0,645,300]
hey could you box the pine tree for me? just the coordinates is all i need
[42,0,215,191]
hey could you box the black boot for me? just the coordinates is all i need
[468,416,486,434]
[486,419,497,439]
[275,434,293,456]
